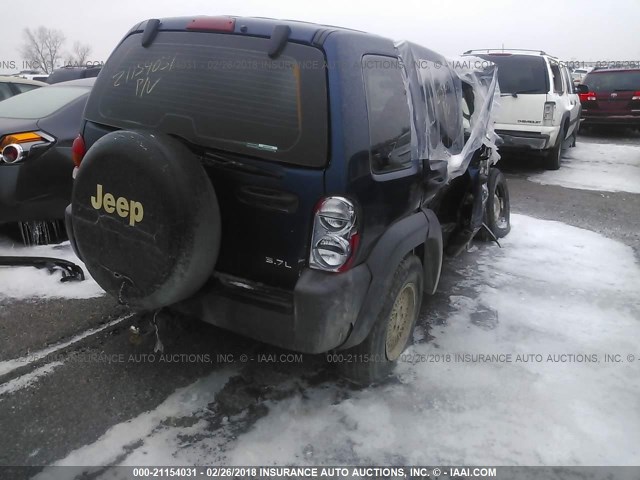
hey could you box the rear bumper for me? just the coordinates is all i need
[66,197,373,354]
[172,265,372,354]
[495,125,558,151]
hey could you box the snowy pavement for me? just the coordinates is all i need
[0,134,639,474]
[527,142,640,194]
[0,240,104,300]
[30,215,640,476]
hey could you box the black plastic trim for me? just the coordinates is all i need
[339,211,430,349]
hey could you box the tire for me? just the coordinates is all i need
[478,168,510,240]
[70,130,221,310]
[545,128,564,170]
[570,126,578,147]
[337,255,424,385]
[17,220,67,246]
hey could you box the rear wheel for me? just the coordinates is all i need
[337,255,423,385]
[478,168,510,240]
[570,126,578,147]
[545,127,564,170]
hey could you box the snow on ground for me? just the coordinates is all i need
[36,215,640,474]
[528,142,640,194]
[34,370,236,479]
[0,239,103,300]
[0,361,64,397]
[0,314,132,378]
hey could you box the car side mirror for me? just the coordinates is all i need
[576,84,589,94]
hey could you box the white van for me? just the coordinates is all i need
[464,49,581,170]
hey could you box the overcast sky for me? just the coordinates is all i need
[1,0,639,73]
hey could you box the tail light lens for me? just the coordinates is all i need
[632,91,640,101]
[1,144,24,163]
[72,134,86,167]
[542,102,556,126]
[309,197,359,272]
[0,131,51,164]
[579,92,597,102]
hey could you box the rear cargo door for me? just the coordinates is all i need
[203,152,325,290]
[585,70,640,115]
[595,90,635,114]
[493,94,547,127]
[83,31,329,290]
[479,54,550,127]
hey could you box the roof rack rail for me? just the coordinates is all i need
[464,48,548,56]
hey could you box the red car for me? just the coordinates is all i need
[579,68,640,128]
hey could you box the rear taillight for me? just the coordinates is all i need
[72,134,86,168]
[309,197,359,272]
[632,91,640,101]
[579,92,597,102]
[543,102,556,126]
[0,131,51,164]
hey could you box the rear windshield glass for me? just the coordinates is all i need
[479,54,549,94]
[47,68,100,84]
[85,32,328,167]
[0,85,89,119]
[583,71,640,91]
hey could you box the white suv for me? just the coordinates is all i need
[571,67,593,85]
[465,49,581,170]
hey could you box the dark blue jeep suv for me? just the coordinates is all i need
[65,15,510,384]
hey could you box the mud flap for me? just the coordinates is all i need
[0,256,85,282]
[422,208,443,295]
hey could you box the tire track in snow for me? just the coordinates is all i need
[0,361,64,397]
[0,313,135,379]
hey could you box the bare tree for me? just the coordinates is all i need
[65,41,92,67]
[21,27,66,73]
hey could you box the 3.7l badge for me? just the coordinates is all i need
[265,257,292,269]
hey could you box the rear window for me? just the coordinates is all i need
[479,54,549,94]
[583,70,640,91]
[85,32,328,167]
[47,68,100,84]
[0,85,88,119]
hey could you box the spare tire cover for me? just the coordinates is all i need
[71,130,220,310]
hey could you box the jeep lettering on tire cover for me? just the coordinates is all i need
[91,184,144,226]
